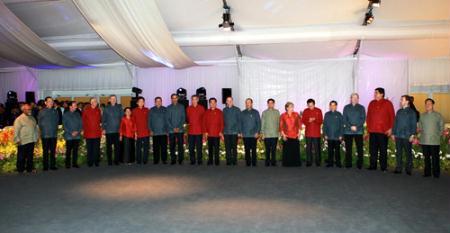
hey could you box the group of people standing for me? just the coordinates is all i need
[12,87,445,178]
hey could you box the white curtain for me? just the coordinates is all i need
[37,65,133,91]
[356,56,409,111]
[409,58,450,87]
[0,1,83,68]
[237,58,355,113]
[72,0,195,69]
[137,64,239,108]
[0,68,39,103]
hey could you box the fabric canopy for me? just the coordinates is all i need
[0,1,84,68]
[72,0,195,69]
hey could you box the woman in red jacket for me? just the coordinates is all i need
[280,102,302,167]
[82,98,102,167]
[120,107,136,165]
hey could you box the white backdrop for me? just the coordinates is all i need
[0,68,39,103]
[237,58,355,113]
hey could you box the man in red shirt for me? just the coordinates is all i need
[186,95,205,165]
[82,97,102,167]
[302,99,323,167]
[203,98,224,166]
[132,97,150,165]
[366,87,395,171]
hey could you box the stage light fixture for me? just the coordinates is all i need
[218,0,234,31]
[364,10,374,25]
[369,0,381,8]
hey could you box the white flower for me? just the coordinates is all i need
[446,154,450,159]
[390,154,396,158]
[364,154,369,157]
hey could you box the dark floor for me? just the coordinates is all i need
[0,162,449,233]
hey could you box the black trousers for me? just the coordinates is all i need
[306,137,321,166]
[395,138,413,173]
[282,138,301,167]
[106,133,120,165]
[188,134,203,164]
[136,136,149,164]
[264,138,278,165]
[422,145,440,177]
[243,137,257,166]
[122,137,135,163]
[169,133,184,163]
[327,140,342,167]
[369,133,388,170]
[152,135,168,164]
[42,137,57,170]
[224,134,238,165]
[344,134,364,168]
[17,142,35,173]
[65,139,80,168]
[86,138,100,167]
[208,137,220,165]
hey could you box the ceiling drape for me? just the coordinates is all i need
[0,1,84,68]
[72,0,196,69]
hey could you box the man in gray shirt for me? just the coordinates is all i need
[261,98,280,166]
[14,104,38,173]
[102,95,123,165]
[223,97,241,166]
[38,97,59,171]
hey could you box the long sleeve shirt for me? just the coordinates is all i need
[149,106,168,136]
[102,104,123,134]
[203,108,224,137]
[223,106,241,135]
[323,110,344,140]
[418,111,444,145]
[62,111,82,141]
[240,108,261,138]
[166,103,186,133]
[343,103,366,135]
[120,117,136,138]
[13,113,38,145]
[302,107,323,138]
[261,108,280,138]
[82,106,102,139]
[38,107,59,139]
[279,112,301,139]
[132,107,150,138]
[367,98,395,134]
[186,105,205,135]
[393,107,417,139]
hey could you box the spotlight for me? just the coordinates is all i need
[369,0,381,8]
[218,1,234,31]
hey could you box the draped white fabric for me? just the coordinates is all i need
[37,65,133,91]
[237,58,355,112]
[409,58,450,86]
[0,1,83,68]
[0,68,38,103]
[72,0,195,69]
[356,57,408,111]
[137,64,239,108]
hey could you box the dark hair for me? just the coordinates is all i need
[246,98,253,103]
[154,96,162,101]
[375,87,385,97]
[44,96,52,102]
[329,100,337,105]
[124,107,132,112]
[137,96,145,102]
[425,98,435,105]
[170,93,178,99]
[307,99,315,105]
[267,98,275,104]
[209,97,217,103]
[191,95,199,99]
[407,95,420,122]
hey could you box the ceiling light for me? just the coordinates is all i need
[218,1,234,31]
[369,0,381,8]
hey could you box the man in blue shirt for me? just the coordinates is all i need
[38,96,59,171]
[149,96,168,164]
[166,94,186,165]
[240,98,261,167]
[343,93,366,169]
[223,97,241,166]
[62,101,82,168]
[102,95,123,165]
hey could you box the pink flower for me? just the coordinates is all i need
[412,138,420,145]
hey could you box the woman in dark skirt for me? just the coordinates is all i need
[120,107,136,165]
[279,102,302,167]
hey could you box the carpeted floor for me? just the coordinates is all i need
[0,163,449,233]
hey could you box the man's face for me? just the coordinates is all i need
[137,99,144,108]
[155,98,162,107]
[351,95,359,105]
[210,100,217,109]
[171,95,178,104]
[192,97,199,105]
[425,100,434,112]
[226,97,233,107]
[245,100,252,109]
[329,103,337,111]
[91,98,98,108]
[267,101,275,109]
[45,98,53,109]
[110,96,117,105]
[307,102,315,110]
[400,97,408,108]
[70,103,77,112]
[374,90,383,100]
[22,105,32,116]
